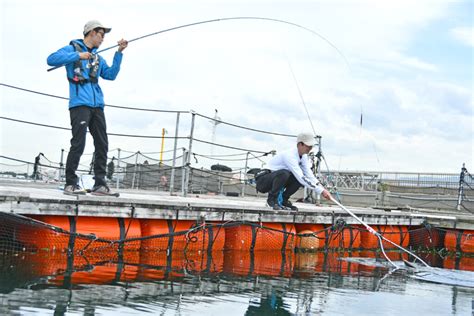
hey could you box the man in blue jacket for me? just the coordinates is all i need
[47,20,128,196]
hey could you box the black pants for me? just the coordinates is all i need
[256,169,301,200]
[65,106,108,187]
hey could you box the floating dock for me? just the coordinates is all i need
[0,183,473,229]
[1,182,473,255]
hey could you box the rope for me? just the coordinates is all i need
[0,83,188,114]
[194,112,296,137]
[2,116,272,154]
[2,82,296,137]
[193,152,268,162]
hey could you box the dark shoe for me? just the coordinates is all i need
[266,196,283,210]
[282,199,298,211]
[91,185,120,197]
[64,184,86,195]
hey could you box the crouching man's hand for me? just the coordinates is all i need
[321,189,332,200]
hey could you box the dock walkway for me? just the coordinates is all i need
[0,183,473,230]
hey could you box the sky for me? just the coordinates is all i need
[0,0,473,174]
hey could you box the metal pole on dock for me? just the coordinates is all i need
[456,163,466,211]
[170,112,180,194]
[242,152,250,197]
[183,112,196,197]
[59,149,64,182]
[181,148,186,195]
[116,148,121,189]
[313,136,322,204]
[131,151,139,190]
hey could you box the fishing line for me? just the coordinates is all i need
[330,196,430,268]
[47,16,350,72]
[287,59,317,136]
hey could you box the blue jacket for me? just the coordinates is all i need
[47,39,123,109]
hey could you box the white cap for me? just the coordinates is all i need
[83,20,111,35]
[296,133,317,146]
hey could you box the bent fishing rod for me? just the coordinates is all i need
[47,16,350,72]
[329,196,430,268]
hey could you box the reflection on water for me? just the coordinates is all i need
[0,250,473,315]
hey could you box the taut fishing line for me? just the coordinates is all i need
[47,16,350,72]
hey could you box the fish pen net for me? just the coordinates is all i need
[0,212,472,258]
[1,212,474,289]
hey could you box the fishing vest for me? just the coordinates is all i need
[68,42,99,85]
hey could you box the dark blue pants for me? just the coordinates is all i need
[65,106,108,187]
[256,169,301,201]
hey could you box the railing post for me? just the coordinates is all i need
[242,152,250,197]
[456,163,466,211]
[131,151,139,190]
[59,148,64,182]
[170,112,180,194]
[116,148,121,189]
[315,136,322,204]
[183,111,196,197]
[181,148,187,196]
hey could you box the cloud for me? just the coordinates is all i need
[451,26,474,47]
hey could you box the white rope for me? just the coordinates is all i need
[330,196,430,268]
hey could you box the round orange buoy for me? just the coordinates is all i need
[296,224,361,249]
[296,230,320,250]
[295,224,325,249]
[295,252,321,272]
[444,229,474,253]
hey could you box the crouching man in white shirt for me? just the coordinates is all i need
[255,132,332,210]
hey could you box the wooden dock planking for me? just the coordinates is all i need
[0,185,473,229]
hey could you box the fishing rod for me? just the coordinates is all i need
[47,16,350,72]
[330,196,430,268]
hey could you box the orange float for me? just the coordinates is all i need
[223,250,294,277]
[323,225,361,249]
[21,215,141,252]
[138,250,224,280]
[360,225,410,250]
[444,229,474,253]
[295,224,325,250]
[295,224,361,249]
[140,219,225,252]
[443,256,474,272]
[224,223,295,251]
[296,230,321,250]
[51,251,140,285]
[294,251,362,275]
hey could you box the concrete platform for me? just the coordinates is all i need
[0,183,473,229]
